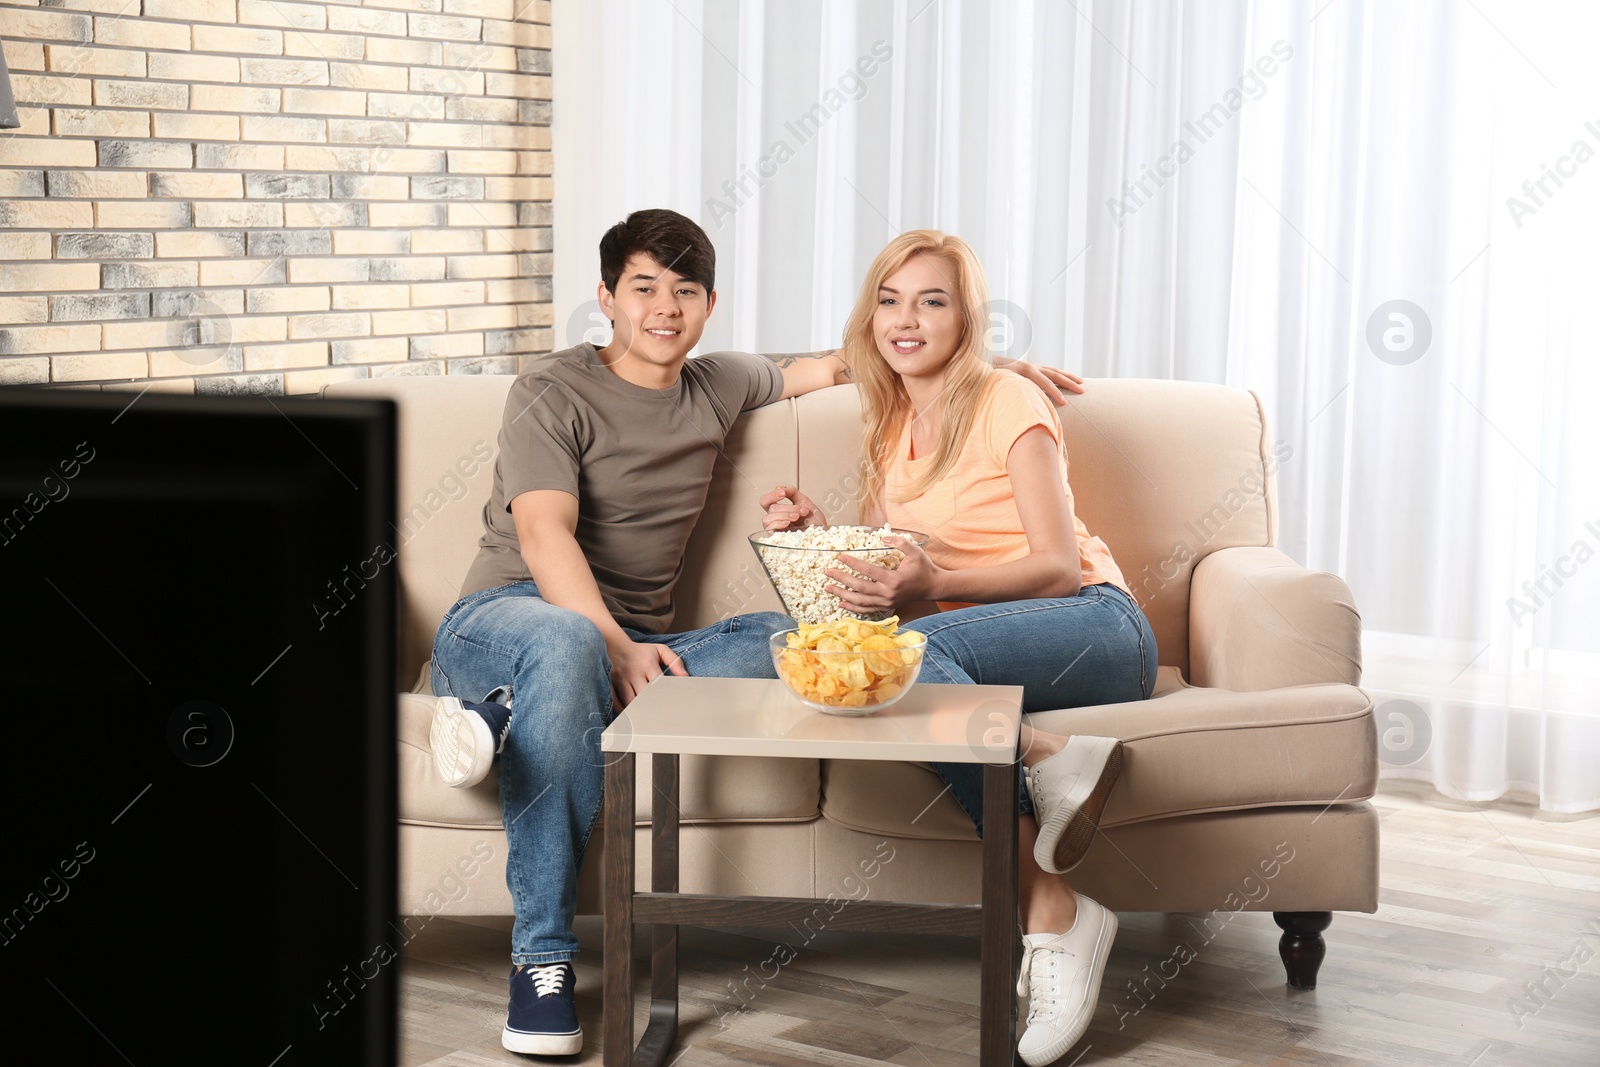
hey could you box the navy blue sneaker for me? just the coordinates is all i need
[430,696,511,788]
[502,962,582,1055]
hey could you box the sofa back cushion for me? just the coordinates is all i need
[327,375,515,686]
[327,374,1277,682]
[1056,379,1279,675]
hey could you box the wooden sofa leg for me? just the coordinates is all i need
[1273,912,1331,990]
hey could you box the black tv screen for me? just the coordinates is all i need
[0,389,397,1066]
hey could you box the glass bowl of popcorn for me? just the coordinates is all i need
[748,524,929,625]
[769,619,927,716]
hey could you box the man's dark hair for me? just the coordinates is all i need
[598,209,716,295]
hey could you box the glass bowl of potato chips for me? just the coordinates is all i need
[769,617,927,716]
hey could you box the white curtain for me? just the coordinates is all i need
[554,0,1600,812]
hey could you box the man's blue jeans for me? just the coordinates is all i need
[906,583,1159,835]
[429,580,789,965]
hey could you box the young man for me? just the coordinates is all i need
[427,208,1083,1056]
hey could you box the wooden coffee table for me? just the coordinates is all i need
[600,676,1025,1067]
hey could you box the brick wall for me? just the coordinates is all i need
[0,0,552,395]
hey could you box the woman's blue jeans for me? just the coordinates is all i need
[429,580,789,965]
[905,583,1159,836]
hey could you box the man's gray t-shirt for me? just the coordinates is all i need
[459,343,784,633]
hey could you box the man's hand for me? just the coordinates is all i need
[770,350,851,399]
[759,484,828,531]
[992,357,1085,405]
[607,636,687,708]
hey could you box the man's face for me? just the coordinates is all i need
[597,253,716,372]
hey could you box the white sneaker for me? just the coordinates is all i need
[430,696,512,788]
[1026,736,1123,873]
[1016,895,1118,1066]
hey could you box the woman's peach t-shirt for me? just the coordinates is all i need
[882,375,1129,612]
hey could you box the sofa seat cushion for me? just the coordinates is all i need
[398,693,822,828]
[819,666,1376,842]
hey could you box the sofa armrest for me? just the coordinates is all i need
[1188,547,1362,691]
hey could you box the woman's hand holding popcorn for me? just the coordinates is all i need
[752,524,925,624]
[827,534,941,613]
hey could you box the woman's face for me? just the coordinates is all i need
[871,253,964,386]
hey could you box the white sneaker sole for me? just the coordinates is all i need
[501,1025,582,1055]
[1030,736,1123,874]
[1018,907,1118,1067]
[430,696,495,789]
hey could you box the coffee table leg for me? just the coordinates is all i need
[603,752,635,1067]
[635,753,680,1067]
[980,760,1019,1066]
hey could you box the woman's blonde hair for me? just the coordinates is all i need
[842,230,1000,512]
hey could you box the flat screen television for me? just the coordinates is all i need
[0,388,398,1066]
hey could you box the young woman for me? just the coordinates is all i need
[759,230,1158,1066]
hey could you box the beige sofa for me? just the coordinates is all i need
[324,373,1377,989]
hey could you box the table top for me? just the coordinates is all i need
[600,677,1024,764]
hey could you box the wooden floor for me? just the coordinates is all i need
[398,781,1600,1066]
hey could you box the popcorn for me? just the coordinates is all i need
[750,524,917,625]
[773,617,926,710]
